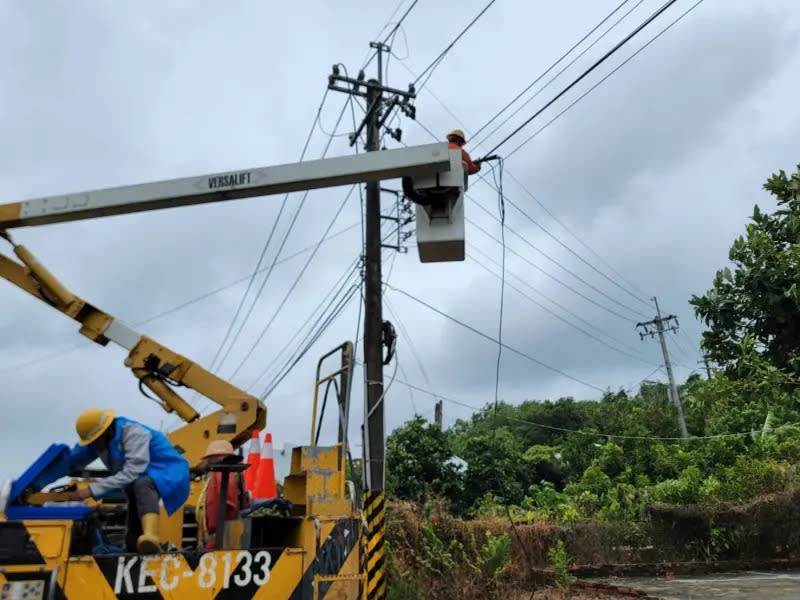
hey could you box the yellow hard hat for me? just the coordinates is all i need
[203,439,235,459]
[75,408,115,446]
[446,129,467,143]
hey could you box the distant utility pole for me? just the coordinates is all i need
[329,40,417,600]
[699,356,713,379]
[434,399,443,428]
[636,297,689,438]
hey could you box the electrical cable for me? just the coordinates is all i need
[383,0,417,46]
[484,157,539,598]
[391,378,800,442]
[466,216,641,321]
[246,257,362,393]
[412,0,498,91]
[395,134,650,320]
[469,251,660,367]
[0,221,362,376]
[468,168,654,308]
[501,0,707,160]
[473,0,647,149]
[260,236,399,401]
[469,243,652,358]
[226,183,358,381]
[385,284,607,393]
[393,77,654,306]
[471,0,636,141]
[261,281,362,401]
[214,95,354,377]
[361,0,419,71]
[252,221,400,399]
[502,168,653,302]
[467,201,650,318]
[479,0,683,159]
[488,157,507,416]
[206,86,332,377]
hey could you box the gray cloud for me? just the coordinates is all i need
[2,0,799,482]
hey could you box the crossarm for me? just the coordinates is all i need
[0,233,265,469]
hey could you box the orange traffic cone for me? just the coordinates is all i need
[254,433,277,500]
[244,430,261,494]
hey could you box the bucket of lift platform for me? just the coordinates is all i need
[409,151,466,263]
[415,192,465,263]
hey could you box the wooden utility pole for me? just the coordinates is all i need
[636,297,689,438]
[328,41,417,600]
[434,399,443,428]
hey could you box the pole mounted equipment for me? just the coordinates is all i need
[636,297,689,438]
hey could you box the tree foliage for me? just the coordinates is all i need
[691,164,800,375]
[384,163,800,522]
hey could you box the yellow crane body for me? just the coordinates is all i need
[0,444,365,599]
[0,240,368,599]
[0,143,463,599]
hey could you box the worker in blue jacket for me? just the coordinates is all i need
[61,408,190,554]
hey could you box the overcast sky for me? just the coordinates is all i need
[1,0,798,483]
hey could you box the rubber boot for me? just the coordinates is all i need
[137,513,161,555]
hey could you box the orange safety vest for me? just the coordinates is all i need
[448,141,480,175]
[204,471,249,534]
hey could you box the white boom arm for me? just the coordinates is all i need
[1,143,452,225]
[0,142,466,262]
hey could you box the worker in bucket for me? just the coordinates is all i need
[446,129,481,175]
[196,439,251,550]
[60,408,190,555]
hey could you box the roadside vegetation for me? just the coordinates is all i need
[383,164,800,598]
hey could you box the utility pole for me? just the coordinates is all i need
[636,297,689,438]
[434,399,443,428]
[700,356,712,379]
[329,41,416,600]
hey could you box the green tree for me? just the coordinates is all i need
[386,416,464,503]
[691,164,800,375]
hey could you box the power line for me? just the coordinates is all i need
[481,0,684,158]
[503,0,708,160]
[395,133,649,320]
[248,219,400,399]
[226,184,358,382]
[213,96,355,378]
[258,231,401,402]
[412,0,498,91]
[382,0,418,45]
[245,258,362,394]
[260,277,362,401]
[206,86,333,377]
[392,63,653,304]
[474,177,654,309]
[469,199,650,318]
[467,215,644,321]
[392,378,800,442]
[361,0,417,70]
[469,243,651,358]
[471,0,637,141]
[385,284,607,393]
[472,0,648,149]
[500,169,653,302]
[468,252,659,367]
[0,221,363,376]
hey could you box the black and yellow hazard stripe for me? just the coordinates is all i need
[1,516,363,599]
[0,520,68,599]
[362,491,385,600]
